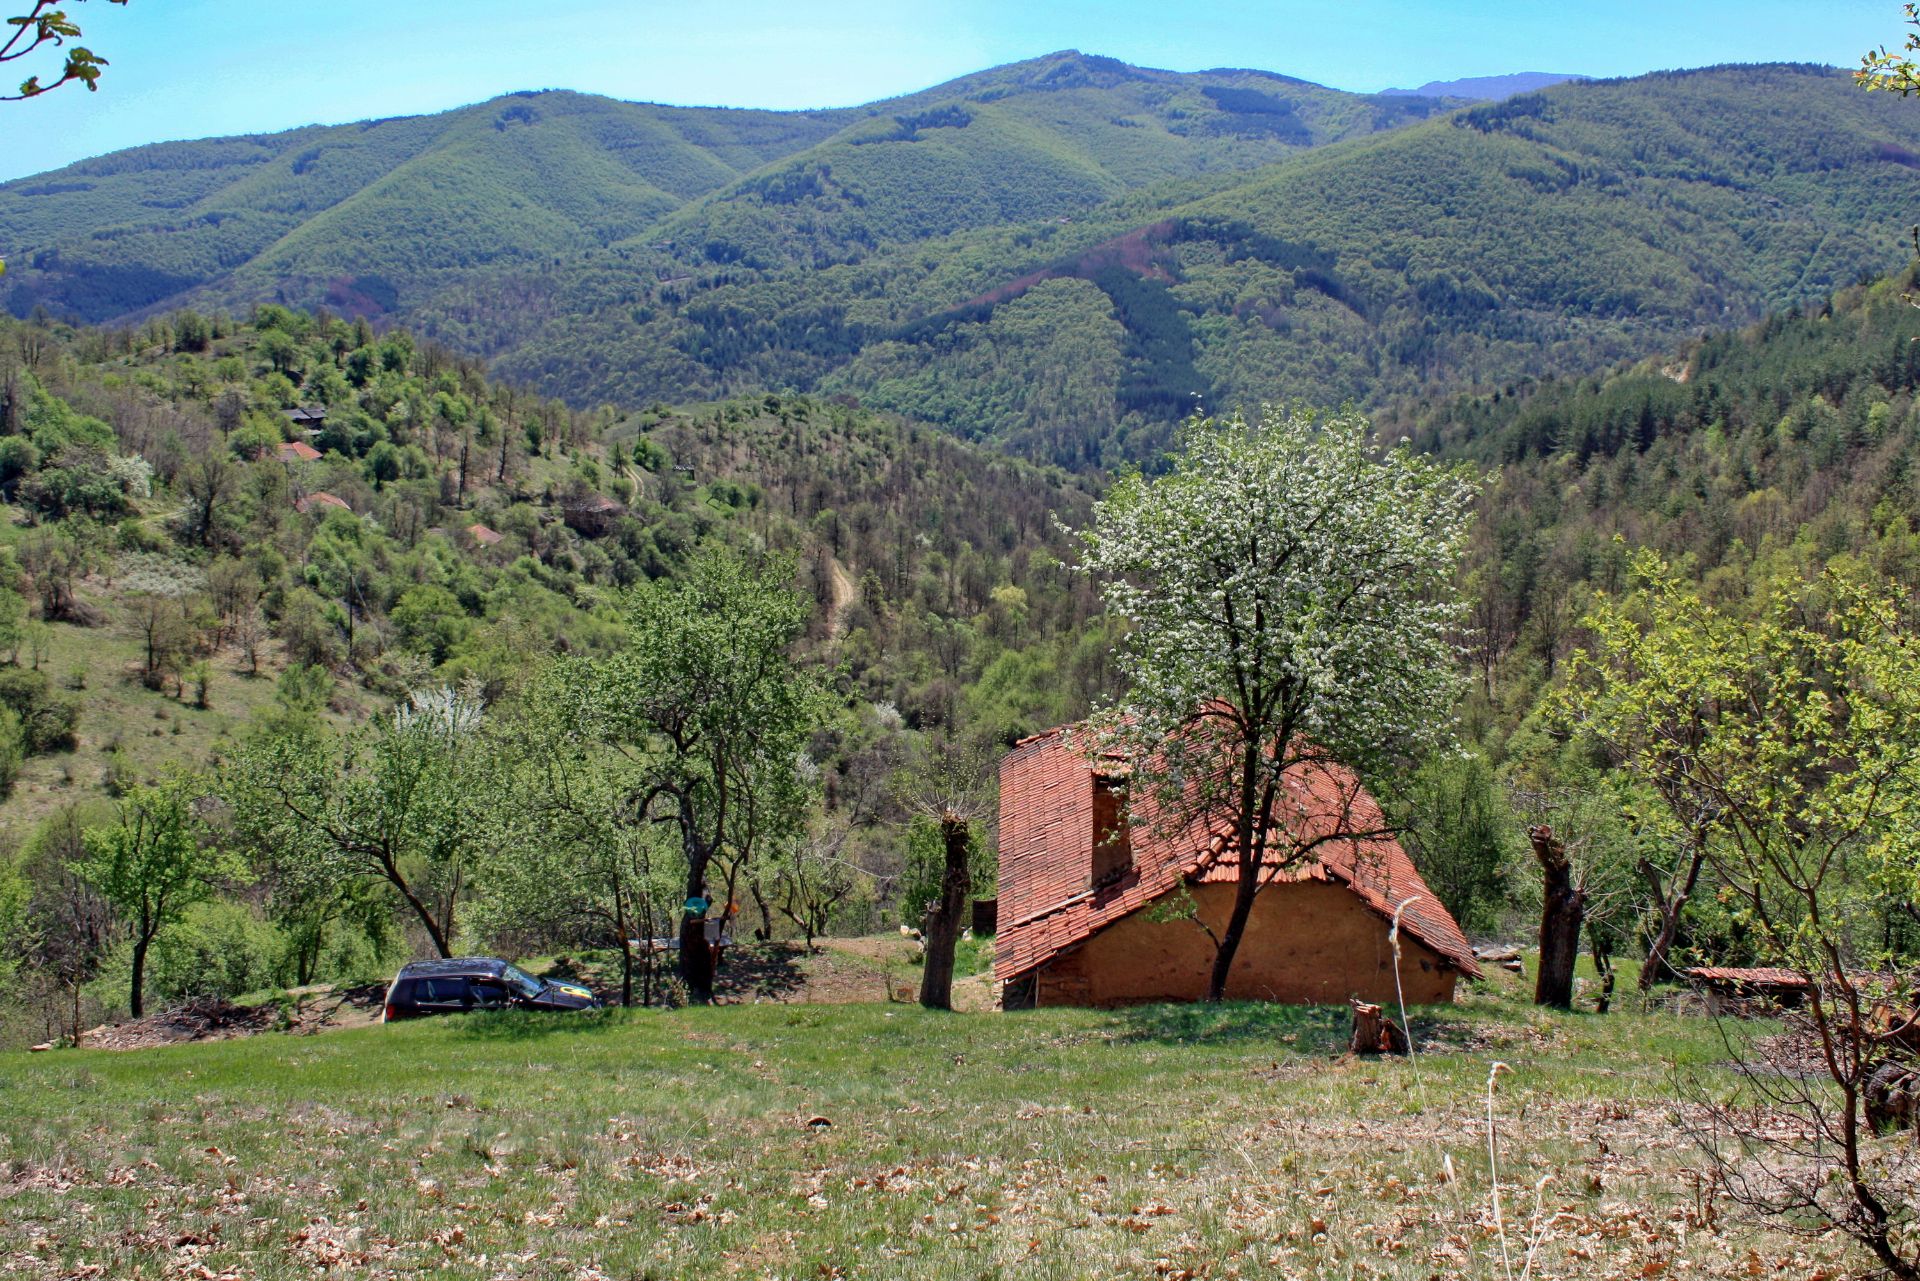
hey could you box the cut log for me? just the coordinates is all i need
[1349,999,1409,1056]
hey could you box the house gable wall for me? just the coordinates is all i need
[1033,881,1457,1007]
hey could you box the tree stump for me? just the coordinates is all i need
[1349,999,1409,1056]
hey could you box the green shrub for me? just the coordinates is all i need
[0,668,79,755]
[147,901,287,1004]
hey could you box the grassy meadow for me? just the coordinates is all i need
[0,965,1854,1281]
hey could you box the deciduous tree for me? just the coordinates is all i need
[564,548,824,1003]
[225,684,492,958]
[1073,407,1475,1001]
[80,774,231,1018]
[1560,552,1920,1279]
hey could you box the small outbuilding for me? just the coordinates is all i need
[466,523,504,546]
[294,491,352,515]
[562,493,624,537]
[995,725,1481,1009]
[276,440,322,463]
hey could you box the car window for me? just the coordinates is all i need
[501,965,544,998]
[470,981,510,1006]
[418,977,469,1003]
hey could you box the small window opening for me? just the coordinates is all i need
[1091,773,1132,886]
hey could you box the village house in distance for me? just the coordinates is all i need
[995,725,1482,1008]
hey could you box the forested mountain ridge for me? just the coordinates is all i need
[0,91,853,323]
[481,64,1920,467]
[0,52,1444,329]
[9,63,1920,472]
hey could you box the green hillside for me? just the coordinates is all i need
[484,64,1920,465]
[0,53,1435,335]
[0,92,853,324]
[20,62,1912,468]
[634,52,1449,272]
[0,305,1109,860]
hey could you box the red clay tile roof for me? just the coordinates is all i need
[994,725,1482,985]
[466,523,504,546]
[294,491,351,514]
[276,440,322,462]
[1684,967,1813,990]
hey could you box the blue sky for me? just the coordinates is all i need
[0,0,1902,181]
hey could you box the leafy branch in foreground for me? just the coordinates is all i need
[1,1,126,100]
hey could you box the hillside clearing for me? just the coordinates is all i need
[0,972,1859,1280]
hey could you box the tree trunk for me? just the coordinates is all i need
[680,858,714,1004]
[1589,924,1615,1016]
[1208,755,1268,1002]
[1531,825,1584,1010]
[129,932,149,1019]
[919,815,971,1011]
[1349,999,1409,1055]
[609,885,632,1008]
[1638,842,1706,992]
[378,855,454,958]
[1207,862,1260,1001]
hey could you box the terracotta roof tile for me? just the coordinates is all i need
[1684,967,1812,989]
[276,440,322,462]
[995,726,1482,985]
[294,491,351,514]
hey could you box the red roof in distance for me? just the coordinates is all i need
[276,440,322,462]
[467,523,504,546]
[294,491,351,515]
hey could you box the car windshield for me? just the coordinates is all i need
[501,965,545,998]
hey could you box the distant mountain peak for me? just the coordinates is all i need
[1381,71,1586,101]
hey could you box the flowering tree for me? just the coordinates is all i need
[1074,407,1476,1000]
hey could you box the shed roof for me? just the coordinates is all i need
[467,523,504,546]
[276,440,322,462]
[995,725,1481,985]
[294,491,351,514]
[1684,966,1813,990]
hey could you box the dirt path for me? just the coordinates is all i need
[825,556,857,639]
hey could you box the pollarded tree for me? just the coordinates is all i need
[80,773,234,1017]
[570,547,825,1004]
[1074,407,1476,1001]
[224,684,492,958]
